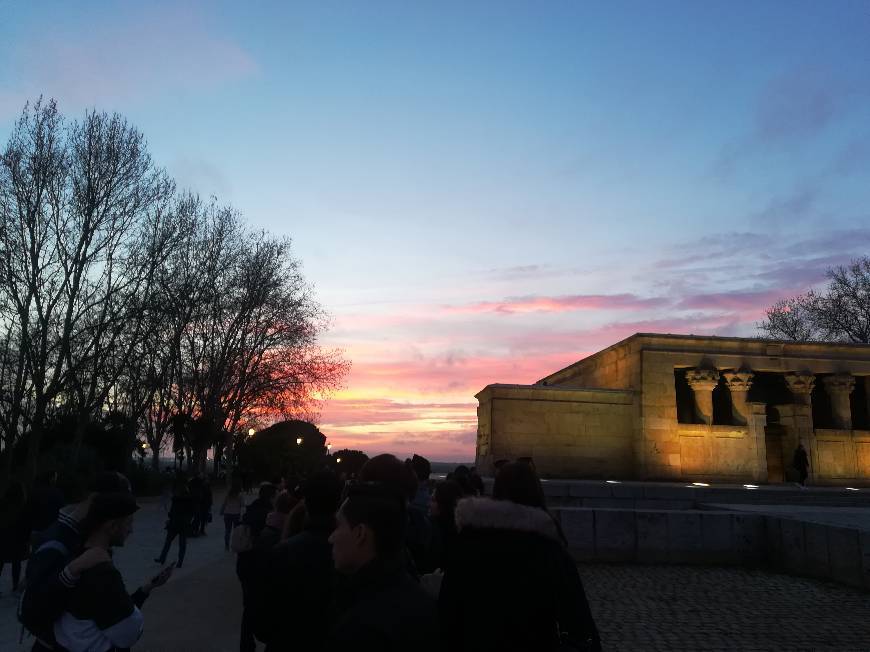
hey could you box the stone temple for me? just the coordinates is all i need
[475,333,870,485]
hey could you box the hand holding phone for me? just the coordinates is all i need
[148,564,175,591]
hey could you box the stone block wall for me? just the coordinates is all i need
[475,385,635,478]
[811,429,870,482]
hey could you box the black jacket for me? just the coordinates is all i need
[53,556,149,652]
[166,494,195,532]
[439,497,600,652]
[327,557,439,652]
[261,518,336,652]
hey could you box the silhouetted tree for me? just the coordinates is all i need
[759,258,870,343]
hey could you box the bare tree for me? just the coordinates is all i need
[0,100,173,480]
[759,258,870,343]
[0,99,348,483]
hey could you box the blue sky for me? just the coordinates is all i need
[2,1,869,458]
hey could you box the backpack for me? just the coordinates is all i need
[18,538,72,643]
[230,523,253,553]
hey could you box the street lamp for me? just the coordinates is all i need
[327,443,333,451]
[296,437,303,445]
[248,428,255,438]
[336,457,342,464]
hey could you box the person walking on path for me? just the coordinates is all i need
[155,479,194,568]
[438,462,600,652]
[54,492,173,652]
[198,473,213,536]
[0,481,30,594]
[221,479,246,552]
[327,481,440,651]
[793,443,810,486]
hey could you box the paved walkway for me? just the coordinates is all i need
[0,491,246,651]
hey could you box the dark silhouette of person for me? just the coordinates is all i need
[359,454,432,576]
[439,462,600,652]
[28,471,65,536]
[0,481,30,593]
[198,473,213,535]
[327,481,440,651]
[155,479,194,568]
[237,482,277,652]
[422,480,463,574]
[260,471,344,652]
[793,443,810,486]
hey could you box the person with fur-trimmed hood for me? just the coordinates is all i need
[438,462,600,652]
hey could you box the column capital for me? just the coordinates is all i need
[685,368,719,391]
[784,371,816,396]
[822,374,855,395]
[722,369,754,392]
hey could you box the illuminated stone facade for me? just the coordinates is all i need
[475,333,870,484]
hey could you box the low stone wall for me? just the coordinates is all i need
[552,506,870,591]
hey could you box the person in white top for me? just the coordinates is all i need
[220,479,246,551]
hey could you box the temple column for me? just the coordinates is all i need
[823,374,855,430]
[722,369,754,426]
[685,368,719,425]
[783,372,817,483]
[784,371,816,407]
[748,401,769,483]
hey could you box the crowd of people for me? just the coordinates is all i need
[230,455,600,652]
[3,456,601,652]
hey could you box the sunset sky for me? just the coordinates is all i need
[3,1,870,460]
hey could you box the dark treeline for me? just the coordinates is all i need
[0,98,348,489]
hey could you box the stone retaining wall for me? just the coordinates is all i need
[552,506,870,590]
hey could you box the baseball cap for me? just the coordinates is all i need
[87,491,140,525]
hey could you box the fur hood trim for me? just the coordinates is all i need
[454,497,560,542]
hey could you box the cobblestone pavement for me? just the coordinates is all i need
[580,564,870,651]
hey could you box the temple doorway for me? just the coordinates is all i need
[765,422,786,483]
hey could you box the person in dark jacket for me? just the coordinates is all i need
[359,454,431,575]
[439,462,600,652]
[237,482,277,652]
[0,481,30,593]
[260,471,343,652]
[327,481,439,652]
[793,443,810,486]
[422,480,462,574]
[53,492,173,652]
[197,473,213,535]
[154,479,194,568]
[29,471,65,536]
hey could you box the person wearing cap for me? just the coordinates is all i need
[53,492,173,652]
[24,473,134,651]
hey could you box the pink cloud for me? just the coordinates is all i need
[445,293,668,315]
[674,289,793,313]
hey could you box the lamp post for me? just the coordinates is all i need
[296,437,303,445]
[248,428,255,438]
